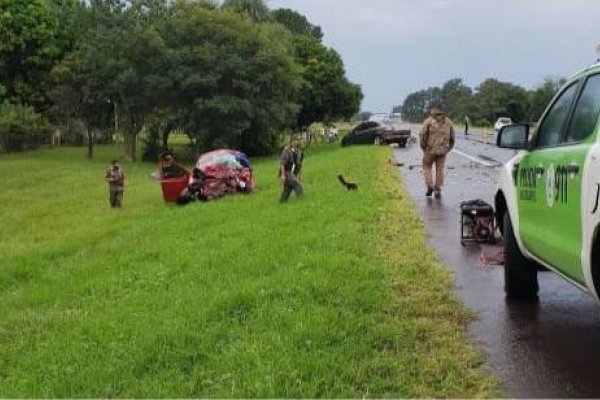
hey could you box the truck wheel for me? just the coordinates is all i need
[592,238,600,296]
[503,212,539,300]
[374,136,382,146]
[398,140,407,148]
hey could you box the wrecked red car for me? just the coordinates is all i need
[159,149,255,204]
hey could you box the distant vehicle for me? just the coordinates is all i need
[367,113,388,123]
[341,121,412,147]
[494,117,513,132]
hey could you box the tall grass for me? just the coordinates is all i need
[0,145,495,397]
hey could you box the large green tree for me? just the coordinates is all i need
[49,0,172,160]
[271,8,323,41]
[118,26,171,161]
[292,35,362,129]
[401,87,443,122]
[5,0,359,158]
[53,0,301,159]
[440,78,473,120]
[256,6,362,130]
[222,0,269,22]
[401,77,544,124]
[401,90,428,122]
[474,79,529,123]
[49,0,128,158]
[528,77,566,122]
[0,0,76,109]
[167,1,301,155]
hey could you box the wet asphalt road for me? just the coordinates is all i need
[394,128,600,398]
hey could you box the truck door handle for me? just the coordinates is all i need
[566,164,580,174]
[593,184,600,214]
[535,167,545,174]
[512,163,520,184]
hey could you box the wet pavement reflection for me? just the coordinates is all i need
[394,131,600,398]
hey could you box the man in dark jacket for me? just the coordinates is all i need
[279,135,304,203]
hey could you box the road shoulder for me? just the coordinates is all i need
[376,152,498,397]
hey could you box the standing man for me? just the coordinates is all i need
[464,115,470,135]
[105,160,126,208]
[279,135,304,203]
[419,105,455,198]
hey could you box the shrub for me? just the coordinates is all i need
[0,102,52,153]
[475,118,492,128]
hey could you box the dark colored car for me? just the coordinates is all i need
[341,121,412,147]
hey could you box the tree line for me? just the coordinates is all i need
[0,0,362,159]
[399,77,566,126]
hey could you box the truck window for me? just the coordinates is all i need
[566,74,600,143]
[536,82,578,148]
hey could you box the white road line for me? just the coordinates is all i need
[451,148,497,167]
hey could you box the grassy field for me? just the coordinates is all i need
[0,144,496,397]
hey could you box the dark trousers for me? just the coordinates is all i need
[280,173,303,202]
[110,189,123,208]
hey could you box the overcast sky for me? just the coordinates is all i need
[268,0,600,112]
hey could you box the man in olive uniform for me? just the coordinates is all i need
[105,160,126,208]
[419,105,455,198]
[279,135,304,203]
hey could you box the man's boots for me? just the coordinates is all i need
[434,186,442,198]
[426,187,434,197]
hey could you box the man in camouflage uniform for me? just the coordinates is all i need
[105,160,126,208]
[419,105,455,198]
[279,135,304,203]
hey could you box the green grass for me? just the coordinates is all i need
[0,144,496,397]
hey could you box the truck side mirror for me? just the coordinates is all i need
[497,124,530,150]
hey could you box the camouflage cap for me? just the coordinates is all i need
[430,105,446,116]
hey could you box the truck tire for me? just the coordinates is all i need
[398,140,407,148]
[503,212,539,300]
[592,237,600,296]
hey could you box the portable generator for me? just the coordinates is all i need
[460,199,495,245]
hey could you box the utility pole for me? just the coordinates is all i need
[491,80,496,123]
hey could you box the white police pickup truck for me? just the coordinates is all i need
[495,63,600,301]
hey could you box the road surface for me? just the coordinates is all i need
[394,128,600,398]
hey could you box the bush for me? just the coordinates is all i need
[475,118,492,128]
[0,102,52,153]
